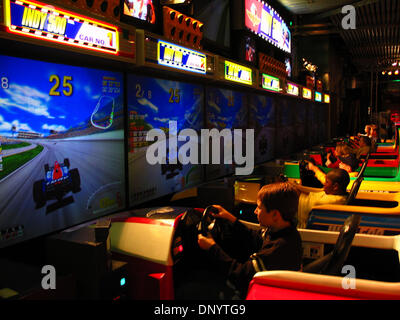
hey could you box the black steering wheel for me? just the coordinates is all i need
[197,205,219,236]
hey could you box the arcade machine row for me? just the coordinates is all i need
[0,0,136,299]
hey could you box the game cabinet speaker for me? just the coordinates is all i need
[162,6,203,49]
[92,0,121,20]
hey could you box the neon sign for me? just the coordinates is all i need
[315,91,322,102]
[286,82,299,96]
[157,40,206,74]
[324,94,330,103]
[302,87,312,100]
[4,0,119,55]
[224,61,253,85]
[262,74,280,92]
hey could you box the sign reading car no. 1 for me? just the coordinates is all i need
[5,0,119,54]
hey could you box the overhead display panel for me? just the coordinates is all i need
[136,30,215,78]
[286,82,299,96]
[157,40,206,74]
[245,0,291,53]
[224,60,253,86]
[261,73,280,92]
[315,91,322,102]
[4,0,119,55]
[302,87,312,100]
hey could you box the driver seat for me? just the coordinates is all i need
[303,214,361,275]
[345,152,370,205]
[302,155,369,275]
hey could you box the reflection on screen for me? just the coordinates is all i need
[127,74,204,205]
[205,87,247,179]
[249,94,275,165]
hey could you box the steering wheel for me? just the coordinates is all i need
[197,206,219,236]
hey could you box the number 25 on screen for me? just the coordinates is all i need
[49,75,73,96]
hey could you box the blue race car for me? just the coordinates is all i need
[33,158,81,208]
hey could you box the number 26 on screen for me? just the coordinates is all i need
[49,75,73,97]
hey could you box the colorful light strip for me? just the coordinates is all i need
[261,73,280,92]
[224,61,253,85]
[157,40,206,74]
[4,0,119,55]
[286,82,299,96]
[302,87,312,100]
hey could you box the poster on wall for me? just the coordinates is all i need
[127,74,204,206]
[0,54,125,248]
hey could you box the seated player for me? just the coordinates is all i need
[352,136,371,159]
[370,124,379,150]
[296,164,350,228]
[197,182,302,298]
[326,143,359,175]
[358,124,372,137]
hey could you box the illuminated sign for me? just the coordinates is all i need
[245,0,291,53]
[302,88,312,100]
[4,0,119,55]
[224,61,253,85]
[262,74,280,92]
[157,40,206,74]
[315,91,322,102]
[324,94,330,103]
[286,82,299,96]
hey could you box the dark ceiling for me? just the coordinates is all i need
[277,0,400,72]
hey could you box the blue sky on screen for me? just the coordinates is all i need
[0,54,122,137]
[127,74,204,131]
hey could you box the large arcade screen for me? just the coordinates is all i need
[245,0,291,53]
[276,97,295,156]
[205,87,248,179]
[0,55,126,248]
[127,75,204,206]
[248,94,275,165]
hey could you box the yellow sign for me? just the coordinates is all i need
[224,61,253,85]
[302,87,312,100]
[4,0,119,55]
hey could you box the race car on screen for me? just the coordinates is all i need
[33,158,81,208]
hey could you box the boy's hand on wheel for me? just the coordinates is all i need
[211,205,237,223]
[198,234,216,250]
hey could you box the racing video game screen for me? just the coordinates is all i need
[293,100,307,151]
[0,54,126,248]
[248,94,275,165]
[205,87,248,179]
[127,74,204,206]
[275,96,295,156]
